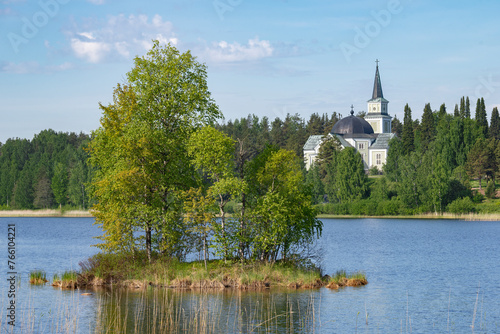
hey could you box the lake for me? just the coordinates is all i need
[1,217,499,333]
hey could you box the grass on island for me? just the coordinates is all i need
[326,270,368,289]
[29,270,48,285]
[77,252,331,290]
[52,271,78,288]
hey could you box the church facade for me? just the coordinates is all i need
[304,62,395,171]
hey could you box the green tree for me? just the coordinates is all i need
[51,162,68,207]
[187,126,246,261]
[489,107,500,140]
[33,169,53,209]
[332,147,368,203]
[391,115,403,137]
[420,103,435,152]
[384,137,403,182]
[182,187,217,269]
[475,97,488,137]
[402,104,415,155]
[305,164,324,204]
[465,138,489,190]
[249,149,321,263]
[316,135,341,179]
[89,42,221,262]
[68,161,87,209]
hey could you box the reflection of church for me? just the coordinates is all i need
[304,61,395,170]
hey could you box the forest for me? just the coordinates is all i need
[0,130,90,210]
[0,98,499,216]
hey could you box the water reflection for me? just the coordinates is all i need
[91,287,319,333]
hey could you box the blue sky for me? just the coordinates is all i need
[1,0,500,143]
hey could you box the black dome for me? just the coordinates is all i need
[331,114,374,135]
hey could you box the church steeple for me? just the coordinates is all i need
[366,59,391,133]
[372,59,384,99]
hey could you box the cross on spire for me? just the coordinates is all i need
[376,59,380,67]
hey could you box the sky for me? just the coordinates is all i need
[1,0,500,143]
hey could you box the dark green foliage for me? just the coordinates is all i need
[446,197,475,214]
[305,164,324,204]
[0,130,90,209]
[391,115,403,137]
[485,180,496,199]
[327,147,368,203]
[490,107,500,140]
[420,103,435,152]
[475,97,488,137]
[402,104,415,155]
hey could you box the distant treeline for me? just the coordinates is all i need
[1,95,499,214]
[0,130,91,210]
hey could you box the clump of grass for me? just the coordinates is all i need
[52,271,78,288]
[29,270,48,284]
[326,270,367,289]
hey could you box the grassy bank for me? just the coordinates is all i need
[75,253,366,290]
[317,212,500,221]
[0,209,92,217]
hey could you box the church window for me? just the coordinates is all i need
[358,143,365,150]
[376,153,382,165]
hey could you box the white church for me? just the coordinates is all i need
[304,62,395,170]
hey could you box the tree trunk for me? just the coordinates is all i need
[146,224,152,263]
[239,192,246,262]
[220,200,227,263]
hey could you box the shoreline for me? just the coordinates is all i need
[0,209,93,217]
[0,209,497,220]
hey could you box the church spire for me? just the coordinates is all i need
[372,59,384,100]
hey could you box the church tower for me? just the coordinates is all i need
[365,60,392,133]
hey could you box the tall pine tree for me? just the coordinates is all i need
[489,107,500,140]
[420,103,435,152]
[475,97,488,137]
[402,104,415,155]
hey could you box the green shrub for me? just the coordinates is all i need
[446,197,475,214]
[485,180,496,199]
[369,166,380,176]
[472,191,485,203]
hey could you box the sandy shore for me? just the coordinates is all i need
[0,209,92,217]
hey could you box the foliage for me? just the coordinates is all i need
[248,149,322,263]
[485,180,496,199]
[89,42,221,262]
[0,130,90,209]
[446,197,475,214]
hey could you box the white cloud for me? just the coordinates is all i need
[1,61,74,74]
[205,38,273,63]
[67,14,176,63]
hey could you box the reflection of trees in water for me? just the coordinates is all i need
[93,288,320,333]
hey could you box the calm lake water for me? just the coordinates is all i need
[1,217,499,333]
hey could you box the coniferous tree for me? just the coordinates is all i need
[465,96,471,119]
[489,107,500,140]
[402,104,415,155]
[420,103,435,152]
[459,97,465,119]
[391,115,403,137]
[454,104,460,118]
[475,97,488,137]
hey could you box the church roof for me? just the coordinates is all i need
[331,107,374,135]
[372,62,383,99]
[303,135,324,150]
[370,133,395,149]
[367,61,389,104]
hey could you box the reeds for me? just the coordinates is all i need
[29,270,48,284]
[52,271,78,289]
[326,270,368,289]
